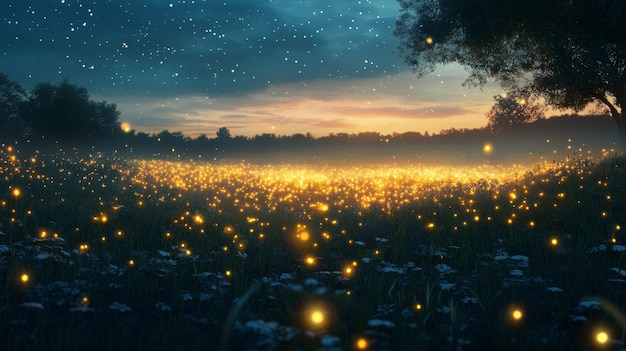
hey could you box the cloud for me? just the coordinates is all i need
[332,105,472,120]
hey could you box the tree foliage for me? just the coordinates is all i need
[394,0,626,147]
[487,95,545,131]
[0,73,27,134]
[21,79,121,139]
[216,127,231,139]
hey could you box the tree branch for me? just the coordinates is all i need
[595,93,620,119]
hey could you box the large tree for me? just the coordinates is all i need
[395,0,626,148]
[23,79,121,139]
[0,73,27,135]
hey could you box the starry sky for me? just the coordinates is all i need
[2,0,502,138]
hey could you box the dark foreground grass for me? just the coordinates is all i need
[1,144,625,351]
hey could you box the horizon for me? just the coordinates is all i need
[2,1,509,138]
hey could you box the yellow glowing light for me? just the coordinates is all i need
[129,259,135,266]
[12,188,21,197]
[318,203,329,212]
[355,337,369,350]
[425,36,433,45]
[550,238,558,246]
[512,309,523,321]
[225,270,231,277]
[311,310,325,325]
[483,143,493,155]
[21,273,29,283]
[299,231,310,241]
[81,296,90,307]
[415,303,422,310]
[596,331,609,344]
[305,256,316,265]
[194,214,204,224]
[79,244,89,251]
[120,122,132,133]
[343,265,355,277]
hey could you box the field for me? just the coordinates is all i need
[1,142,625,350]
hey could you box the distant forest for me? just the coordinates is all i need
[1,73,621,163]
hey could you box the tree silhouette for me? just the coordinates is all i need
[395,0,626,148]
[216,127,231,139]
[486,95,545,131]
[0,73,27,135]
[22,79,120,139]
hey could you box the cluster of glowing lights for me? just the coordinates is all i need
[127,159,549,217]
[1,143,624,348]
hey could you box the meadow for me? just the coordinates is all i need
[1,141,625,350]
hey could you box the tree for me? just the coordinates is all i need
[486,95,545,131]
[90,100,121,136]
[22,79,121,139]
[394,0,626,148]
[0,73,27,134]
[216,127,231,139]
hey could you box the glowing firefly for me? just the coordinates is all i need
[483,143,493,155]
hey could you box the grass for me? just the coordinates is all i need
[1,143,625,350]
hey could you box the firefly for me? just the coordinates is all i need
[596,331,609,344]
[483,143,493,155]
[311,310,324,325]
[120,122,132,133]
[511,309,523,321]
[355,337,369,350]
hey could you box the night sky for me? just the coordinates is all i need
[2,0,500,137]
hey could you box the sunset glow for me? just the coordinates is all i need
[1,0,624,349]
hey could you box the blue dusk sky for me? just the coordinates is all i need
[1,0,505,137]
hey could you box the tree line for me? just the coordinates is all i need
[0,73,121,140]
[0,72,617,158]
